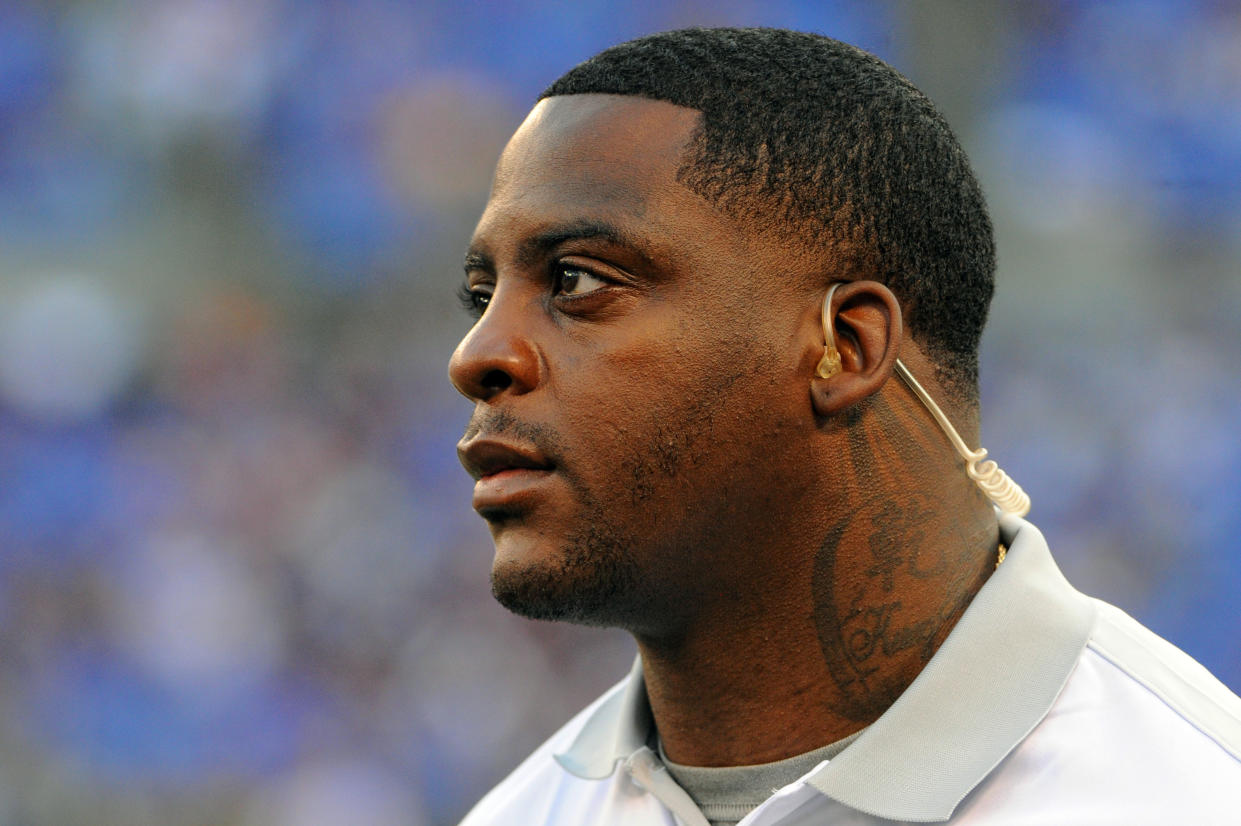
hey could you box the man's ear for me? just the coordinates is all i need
[810,280,903,417]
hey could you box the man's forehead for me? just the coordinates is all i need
[473,95,728,256]
[490,95,702,197]
[510,94,701,151]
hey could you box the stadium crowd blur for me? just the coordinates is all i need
[0,1,1238,823]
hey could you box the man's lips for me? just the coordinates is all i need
[457,438,558,513]
[457,438,555,481]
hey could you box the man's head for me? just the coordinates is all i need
[543,27,995,402]
[450,28,996,636]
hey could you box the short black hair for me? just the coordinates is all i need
[541,27,995,403]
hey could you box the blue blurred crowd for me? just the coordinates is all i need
[0,1,1238,823]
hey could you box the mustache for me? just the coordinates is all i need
[462,409,564,457]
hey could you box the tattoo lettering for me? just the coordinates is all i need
[866,499,937,590]
[812,392,994,722]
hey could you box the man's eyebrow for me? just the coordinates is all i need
[463,250,492,273]
[464,220,656,275]
[517,220,656,268]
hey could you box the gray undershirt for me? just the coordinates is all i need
[658,729,864,826]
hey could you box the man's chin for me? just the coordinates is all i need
[488,526,645,627]
[490,557,625,626]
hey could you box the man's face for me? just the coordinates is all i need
[450,95,818,635]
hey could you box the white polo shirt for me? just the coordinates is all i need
[460,516,1241,824]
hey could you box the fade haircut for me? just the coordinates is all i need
[541,27,995,403]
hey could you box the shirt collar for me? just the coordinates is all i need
[554,517,1097,822]
[553,654,653,779]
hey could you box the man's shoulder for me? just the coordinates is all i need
[1081,598,1241,756]
[962,599,1241,820]
[457,679,626,826]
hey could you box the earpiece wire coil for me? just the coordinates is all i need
[892,359,1030,517]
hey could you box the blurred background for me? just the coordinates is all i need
[0,0,1238,823]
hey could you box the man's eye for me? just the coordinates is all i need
[555,265,607,297]
[457,283,492,317]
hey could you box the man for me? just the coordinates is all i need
[448,28,1241,825]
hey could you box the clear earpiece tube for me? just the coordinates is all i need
[892,360,1031,517]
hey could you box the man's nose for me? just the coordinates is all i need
[447,294,542,402]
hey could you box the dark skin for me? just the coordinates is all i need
[449,95,999,767]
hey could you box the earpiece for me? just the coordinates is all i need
[814,282,844,379]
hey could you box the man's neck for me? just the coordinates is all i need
[636,391,1000,767]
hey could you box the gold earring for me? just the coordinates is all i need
[815,282,844,379]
